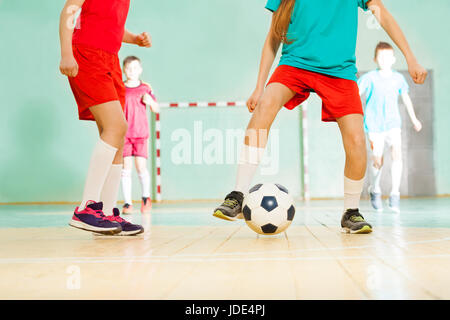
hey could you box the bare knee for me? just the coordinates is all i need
[135,166,146,175]
[256,95,277,114]
[250,96,279,130]
[134,159,145,173]
[346,132,366,153]
[100,120,128,149]
[373,156,383,169]
[104,119,128,138]
[123,157,133,170]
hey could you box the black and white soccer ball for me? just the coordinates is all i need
[242,183,295,235]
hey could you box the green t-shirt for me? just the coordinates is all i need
[265,0,369,81]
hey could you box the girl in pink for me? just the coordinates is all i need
[121,56,159,214]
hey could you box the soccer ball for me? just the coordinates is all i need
[242,183,295,235]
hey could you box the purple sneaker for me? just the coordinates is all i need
[69,200,122,235]
[106,208,144,236]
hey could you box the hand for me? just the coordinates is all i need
[59,55,79,77]
[412,118,422,132]
[246,87,264,113]
[135,32,152,48]
[408,60,427,84]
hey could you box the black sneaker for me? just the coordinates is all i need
[341,209,373,234]
[106,208,144,236]
[213,191,244,221]
[69,201,122,235]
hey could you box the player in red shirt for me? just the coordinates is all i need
[121,56,159,214]
[59,0,151,235]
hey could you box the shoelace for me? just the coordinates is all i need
[223,198,239,208]
[84,207,105,219]
[105,215,129,224]
[350,215,365,223]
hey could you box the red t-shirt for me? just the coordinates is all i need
[73,0,131,54]
[124,83,156,139]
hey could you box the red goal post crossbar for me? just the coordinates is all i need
[151,101,309,202]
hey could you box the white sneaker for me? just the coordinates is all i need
[389,194,400,213]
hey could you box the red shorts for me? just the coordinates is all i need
[123,137,148,158]
[267,65,363,122]
[68,45,125,121]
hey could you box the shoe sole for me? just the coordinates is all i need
[92,229,145,237]
[118,228,145,236]
[213,210,243,221]
[69,220,122,235]
[341,225,373,234]
[213,210,237,221]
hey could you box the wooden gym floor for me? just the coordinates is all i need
[0,198,449,300]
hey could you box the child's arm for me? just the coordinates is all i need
[367,0,427,84]
[401,93,422,132]
[123,29,152,48]
[357,74,369,97]
[143,93,160,113]
[247,18,281,112]
[59,0,85,77]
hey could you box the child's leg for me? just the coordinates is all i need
[214,83,295,220]
[90,101,128,159]
[97,121,125,214]
[79,101,127,210]
[368,133,385,194]
[390,143,402,196]
[135,156,151,198]
[121,156,133,205]
[100,162,123,214]
[336,114,367,211]
[234,83,295,193]
[368,142,384,211]
[370,156,383,194]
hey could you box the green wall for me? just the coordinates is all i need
[0,0,448,203]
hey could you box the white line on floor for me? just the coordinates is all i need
[1,237,449,264]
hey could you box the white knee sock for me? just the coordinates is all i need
[121,169,133,205]
[391,159,402,196]
[344,176,364,211]
[234,144,266,193]
[80,139,118,210]
[138,169,151,198]
[370,165,382,194]
[100,164,123,215]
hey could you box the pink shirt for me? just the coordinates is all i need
[124,83,156,139]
